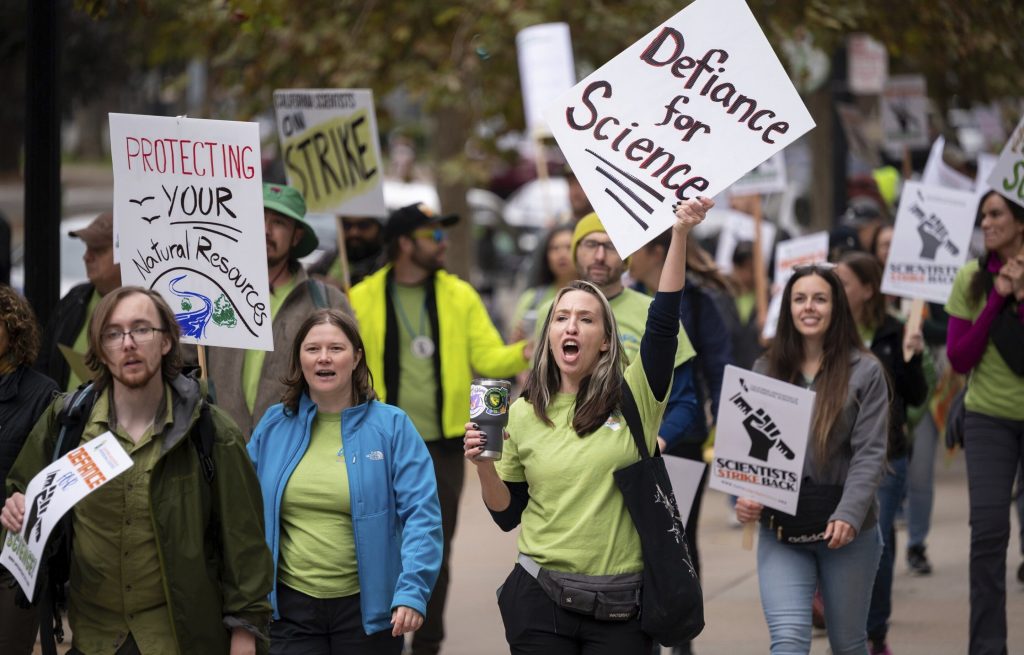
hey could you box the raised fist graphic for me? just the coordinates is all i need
[917,214,960,260]
[742,409,795,462]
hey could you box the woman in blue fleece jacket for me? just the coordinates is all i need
[248,308,443,655]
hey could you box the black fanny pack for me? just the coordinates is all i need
[760,481,844,544]
[990,301,1024,377]
[519,554,641,621]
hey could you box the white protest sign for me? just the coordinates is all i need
[761,231,829,340]
[517,23,576,140]
[847,34,888,95]
[273,89,387,217]
[881,75,929,148]
[987,115,1024,209]
[710,365,814,514]
[729,151,787,197]
[545,0,814,258]
[1,432,132,601]
[662,456,707,524]
[109,113,272,351]
[922,136,974,192]
[880,181,976,304]
[713,208,776,275]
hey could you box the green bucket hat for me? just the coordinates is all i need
[263,183,319,258]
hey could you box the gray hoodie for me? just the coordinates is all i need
[755,349,889,533]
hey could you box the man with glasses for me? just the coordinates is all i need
[204,183,351,437]
[349,203,532,655]
[3,286,273,655]
[37,211,123,391]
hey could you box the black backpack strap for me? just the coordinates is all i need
[306,278,329,309]
[53,383,98,460]
[193,401,216,484]
[620,385,657,460]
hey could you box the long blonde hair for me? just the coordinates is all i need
[521,280,628,436]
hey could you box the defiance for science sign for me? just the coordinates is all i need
[545,0,815,258]
[109,113,273,351]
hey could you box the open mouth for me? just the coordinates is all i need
[561,340,580,362]
[315,369,337,379]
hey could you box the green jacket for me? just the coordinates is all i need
[349,265,529,439]
[6,374,274,655]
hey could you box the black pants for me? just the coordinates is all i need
[270,584,402,655]
[411,438,465,655]
[963,410,1024,655]
[498,565,652,655]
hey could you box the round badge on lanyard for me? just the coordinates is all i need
[411,336,435,359]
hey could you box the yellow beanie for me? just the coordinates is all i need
[571,212,607,264]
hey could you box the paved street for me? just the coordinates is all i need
[443,448,1024,654]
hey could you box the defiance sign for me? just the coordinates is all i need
[109,113,272,351]
[274,89,386,217]
[546,0,814,257]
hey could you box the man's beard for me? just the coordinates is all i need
[347,240,381,263]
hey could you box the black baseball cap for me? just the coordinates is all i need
[383,203,459,242]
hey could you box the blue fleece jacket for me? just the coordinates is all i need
[248,395,443,635]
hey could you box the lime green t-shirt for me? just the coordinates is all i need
[278,412,360,598]
[242,277,297,413]
[393,283,441,440]
[66,291,101,391]
[945,260,1024,420]
[857,324,876,349]
[496,357,666,575]
[735,291,756,325]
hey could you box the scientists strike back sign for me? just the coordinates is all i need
[274,89,387,217]
[546,0,815,258]
[109,113,273,351]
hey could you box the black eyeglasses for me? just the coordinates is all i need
[101,326,166,350]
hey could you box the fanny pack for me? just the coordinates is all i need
[990,301,1024,377]
[760,481,844,544]
[518,553,641,621]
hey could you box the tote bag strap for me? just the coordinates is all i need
[620,385,657,461]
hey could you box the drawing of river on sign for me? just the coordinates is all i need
[168,275,213,339]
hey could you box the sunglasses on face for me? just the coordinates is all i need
[411,228,446,243]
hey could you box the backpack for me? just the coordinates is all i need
[31,382,216,655]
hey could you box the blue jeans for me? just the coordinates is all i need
[907,413,938,548]
[757,523,883,655]
[868,456,908,644]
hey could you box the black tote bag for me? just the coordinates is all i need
[613,385,704,646]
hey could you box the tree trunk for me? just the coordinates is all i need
[434,108,472,281]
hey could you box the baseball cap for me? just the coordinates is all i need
[383,203,458,242]
[263,183,318,258]
[69,211,114,250]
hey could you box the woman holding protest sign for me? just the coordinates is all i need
[836,252,928,655]
[463,197,711,654]
[944,189,1024,655]
[735,263,889,655]
[0,285,58,655]
[247,309,443,655]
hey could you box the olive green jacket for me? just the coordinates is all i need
[6,374,274,655]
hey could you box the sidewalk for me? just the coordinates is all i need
[443,447,1024,654]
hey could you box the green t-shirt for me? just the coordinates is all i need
[735,291,756,325]
[534,288,695,368]
[857,324,875,349]
[496,357,666,575]
[392,283,442,440]
[66,291,101,391]
[945,260,1024,420]
[242,277,297,413]
[278,412,359,598]
[511,285,557,338]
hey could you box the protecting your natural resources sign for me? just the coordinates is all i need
[109,113,273,351]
